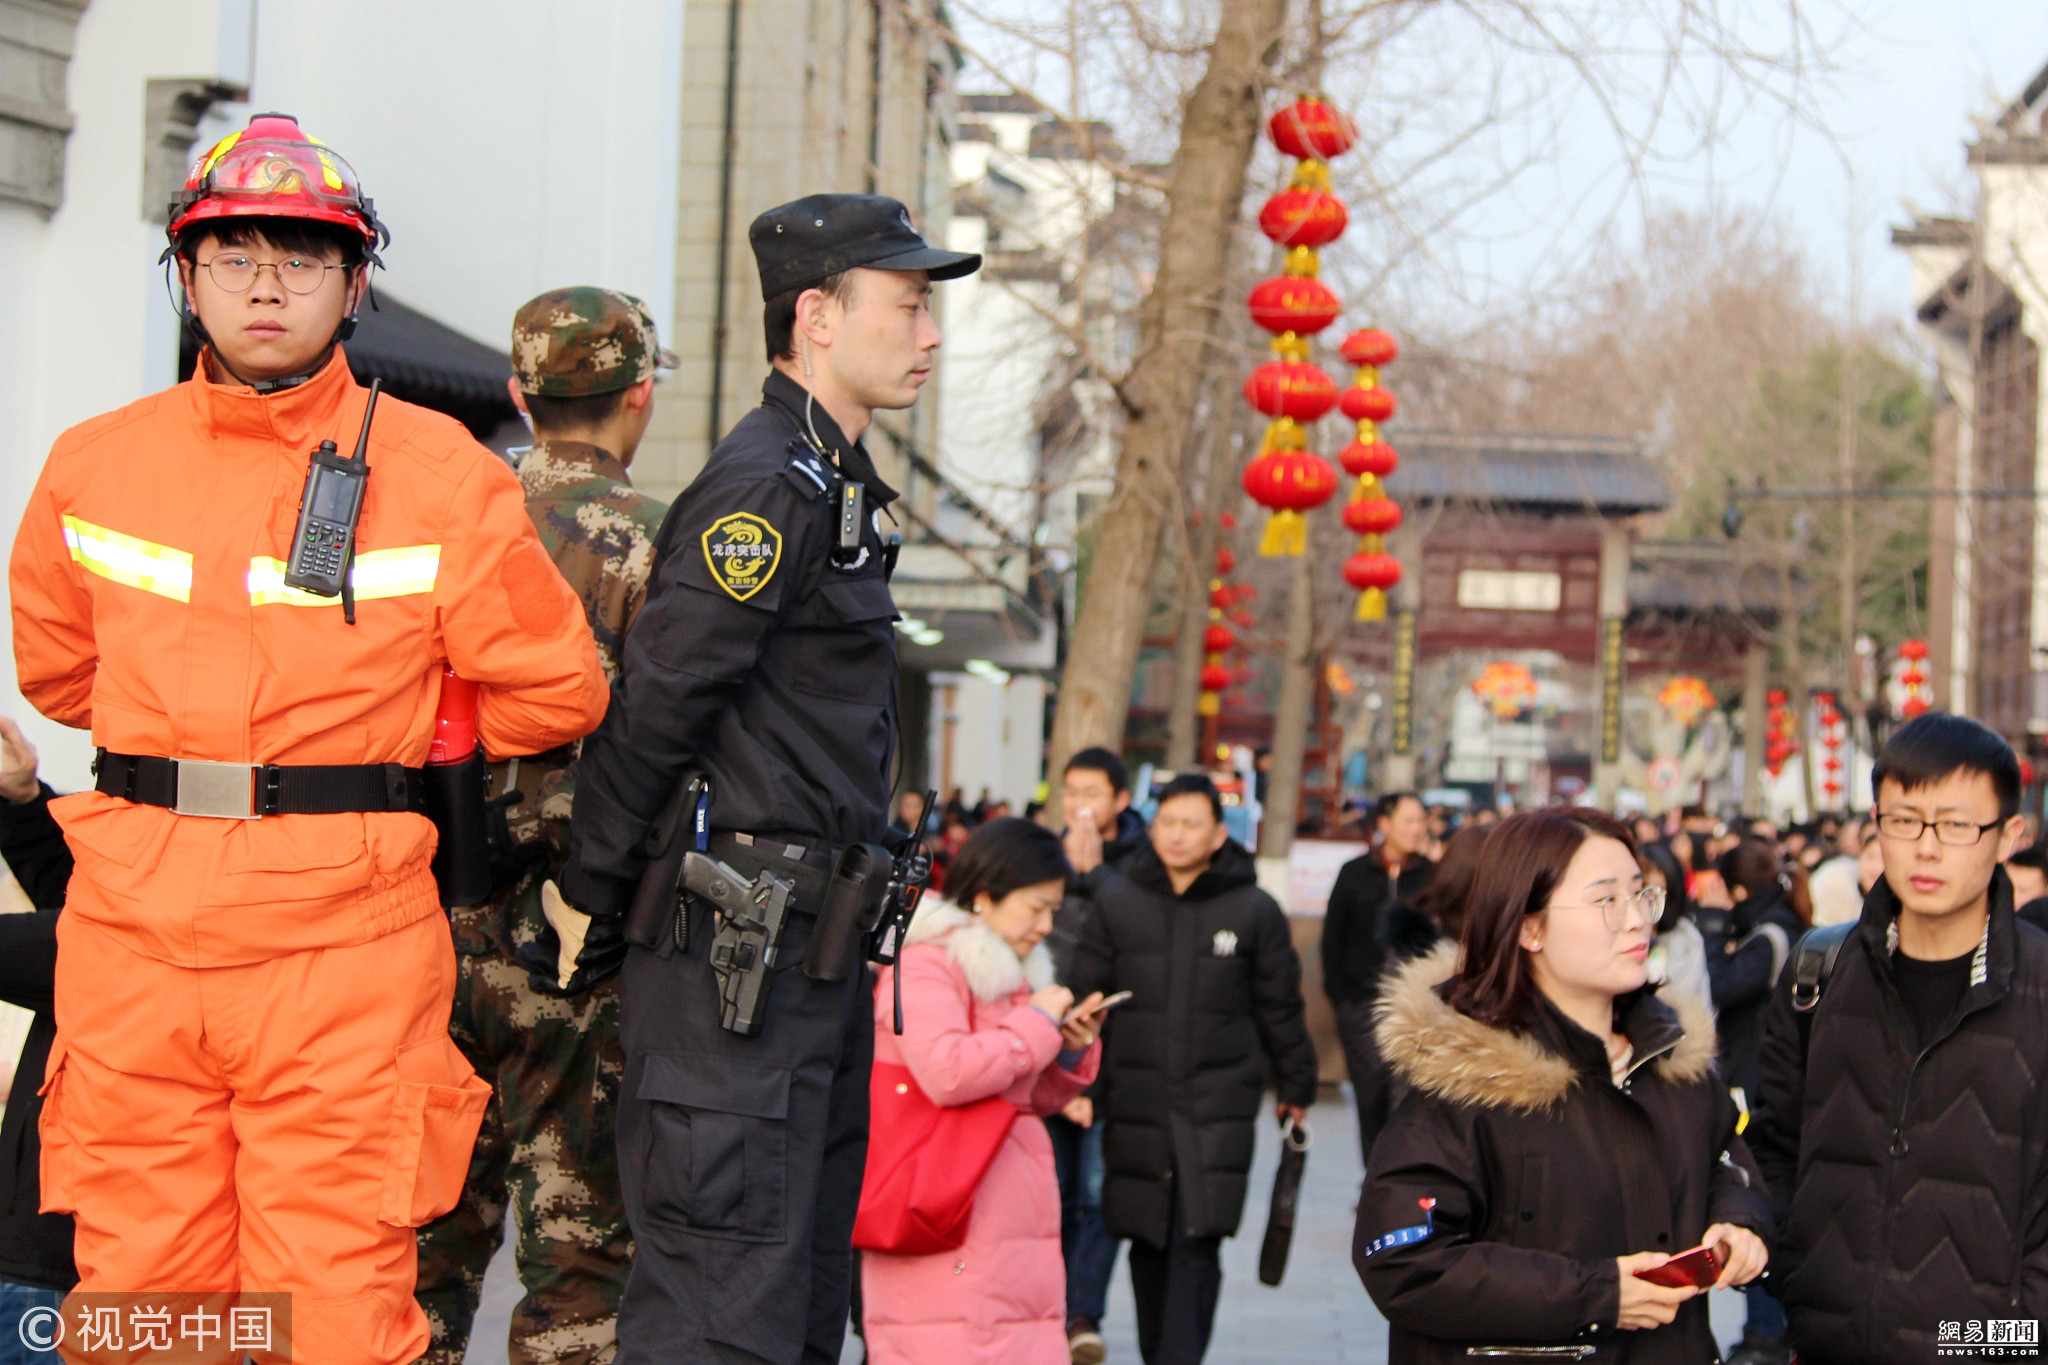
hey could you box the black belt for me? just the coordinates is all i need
[95,750,427,819]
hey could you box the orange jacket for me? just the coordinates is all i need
[9,351,608,967]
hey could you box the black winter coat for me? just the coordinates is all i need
[1064,839,1319,1247]
[1751,873,2048,1365]
[1358,945,1771,1365]
[1322,851,1432,1004]
[1705,887,1805,1096]
[0,784,77,1290]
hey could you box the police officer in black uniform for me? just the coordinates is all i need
[553,195,979,1365]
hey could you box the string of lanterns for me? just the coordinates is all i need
[1198,514,1254,718]
[1896,638,1931,720]
[1241,97,1354,558]
[1763,688,1797,779]
[1814,692,1847,805]
[1338,327,1402,620]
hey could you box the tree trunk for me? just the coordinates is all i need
[1044,0,1291,820]
[1261,515,1317,858]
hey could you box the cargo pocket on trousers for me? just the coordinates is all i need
[35,1036,74,1216]
[638,1052,790,1244]
[378,1034,493,1228]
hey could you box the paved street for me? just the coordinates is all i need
[466,1088,1747,1364]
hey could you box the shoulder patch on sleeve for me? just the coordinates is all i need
[701,511,784,602]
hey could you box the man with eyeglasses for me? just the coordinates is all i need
[1751,712,2048,1365]
[8,113,607,1364]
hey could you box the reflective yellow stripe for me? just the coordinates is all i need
[61,515,193,602]
[247,545,441,606]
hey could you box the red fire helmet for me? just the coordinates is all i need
[167,112,387,255]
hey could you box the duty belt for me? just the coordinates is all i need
[707,832,837,905]
[94,749,428,820]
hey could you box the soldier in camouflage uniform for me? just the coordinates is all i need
[415,288,675,1365]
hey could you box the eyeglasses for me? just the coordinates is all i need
[1547,884,1665,932]
[198,254,349,295]
[1874,812,2005,847]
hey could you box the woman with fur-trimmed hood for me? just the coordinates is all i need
[1355,809,1774,1364]
[861,819,1107,1365]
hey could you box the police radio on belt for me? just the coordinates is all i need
[285,378,381,615]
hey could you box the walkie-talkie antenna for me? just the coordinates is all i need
[350,379,382,468]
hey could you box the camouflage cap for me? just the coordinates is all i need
[512,287,680,397]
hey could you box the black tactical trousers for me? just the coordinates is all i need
[614,890,872,1365]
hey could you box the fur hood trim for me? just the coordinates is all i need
[1374,941,1719,1114]
[903,897,1054,1003]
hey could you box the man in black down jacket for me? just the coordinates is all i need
[1323,792,1433,1163]
[0,717,77,1297]
[1066,773,1319,1365]
[1753,713,2048,1364]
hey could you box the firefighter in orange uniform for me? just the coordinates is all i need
[7,113,608,1365]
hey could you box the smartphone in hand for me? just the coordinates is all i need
[1631,1244,1721,1290]
[1063,990,1133,1025]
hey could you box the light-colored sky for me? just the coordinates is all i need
[1591,0,2043,328]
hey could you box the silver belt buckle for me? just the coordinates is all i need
[173,760,260,819]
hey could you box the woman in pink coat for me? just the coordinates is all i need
[863,818,1109,1364]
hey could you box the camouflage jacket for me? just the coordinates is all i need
[516,439,668,681]
[457,440,668,956]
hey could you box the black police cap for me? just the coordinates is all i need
[750,194,981,301]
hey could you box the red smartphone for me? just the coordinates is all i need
[1632,1243,1722,1289]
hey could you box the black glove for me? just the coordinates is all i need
[520,880,627,996]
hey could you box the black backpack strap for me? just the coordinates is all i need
[1789,921,1856,1013]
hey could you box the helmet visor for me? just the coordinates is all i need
[193,133,368,212]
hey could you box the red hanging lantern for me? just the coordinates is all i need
[1234,584,1258,603]
[1339,386,1397,423]
[1344,550,1402,622]
[1342,496,1402,536]
[1268,97,1359,160]
[1339,439,1398,478]
[1218,511,1237,530]
[1199,662,1233,693]
[1901,697,1931,719]
[1339,328,1399,368]
[1209,584,1234,610]
[1245,361,1339,422]
[1248,276,1341,336]
[1229,608,1257,628]
[1214,547,1237,575]
[1258,187,1349,248]
[1242,449,1339,556]
[1202,623,1236,653]
[1900,638,1930,661]
[1766,689,1789,707]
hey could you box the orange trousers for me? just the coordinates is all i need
[40,911,491,1365]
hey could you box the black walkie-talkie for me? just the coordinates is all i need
[285,379,380,617]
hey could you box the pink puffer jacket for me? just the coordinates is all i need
[860,898,1100,1365]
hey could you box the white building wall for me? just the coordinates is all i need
[218,0,685,354]
[928,672,1047,809]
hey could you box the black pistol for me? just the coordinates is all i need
[685,851,794,1037]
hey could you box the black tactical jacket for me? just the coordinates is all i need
[561,372,899,918]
